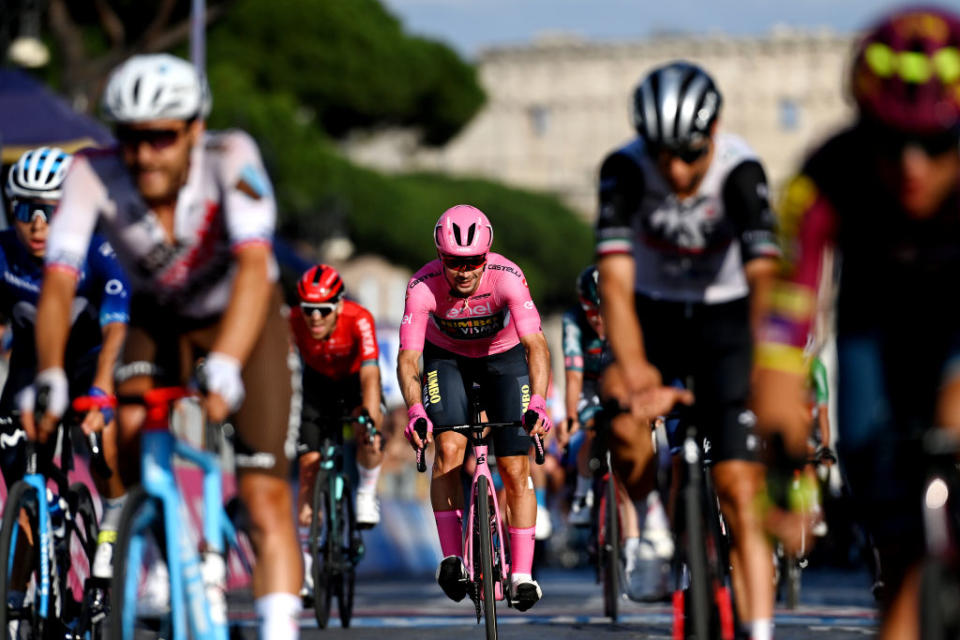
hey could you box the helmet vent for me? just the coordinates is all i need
[452,222,463,245]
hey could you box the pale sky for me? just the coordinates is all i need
[381,0,960,56]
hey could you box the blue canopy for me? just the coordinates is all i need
[0,68,113,163]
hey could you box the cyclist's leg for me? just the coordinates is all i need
[215,290,301,638]
[294,370,335,528]
[422,343,471,599]
[345,376,383,526]
[694,298,771,635]
[483,344,541,606]
[601,362,656,500]
[66,347,128,578]
[835,331,927,639]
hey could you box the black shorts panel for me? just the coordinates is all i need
[636,294,757,462]
[298,371,362,455]
[422,342,532,458]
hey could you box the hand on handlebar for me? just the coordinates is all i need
[405,403,433,450]
[621,361,693,421]
[525,394,552,436]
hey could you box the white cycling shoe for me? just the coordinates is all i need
[568,490,594,527]
[535,507,552,540]
[356,491,380,528]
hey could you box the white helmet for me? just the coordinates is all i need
[102,53,211,123]
[5,147,72,201]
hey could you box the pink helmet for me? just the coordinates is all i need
[852,7,960,134]
[433,205,493,257]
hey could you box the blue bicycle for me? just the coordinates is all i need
[0,418,104,639]
[96,387,248,640]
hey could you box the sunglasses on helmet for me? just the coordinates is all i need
[440,253,487,272]
[115,126,186,151]
[11,201,56,224]
[300,302,337,317]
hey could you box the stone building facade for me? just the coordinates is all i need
[344,28,859,219]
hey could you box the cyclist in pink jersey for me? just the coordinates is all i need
[398,204,552,611]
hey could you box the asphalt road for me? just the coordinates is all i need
[228,567,879,639]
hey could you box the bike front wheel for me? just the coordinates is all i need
[0,481,44,639]
[335,475,357,628]
[476,475,498,640]
[310,470,334,628]
[109,486,172,640]
[600,474,620,621]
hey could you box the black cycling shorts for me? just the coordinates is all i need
[421,341,533,458]
[636,294,758,463]
[297,370,363,455]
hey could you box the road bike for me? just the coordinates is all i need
[414,390,544,640]
[305,409,378,629]
[0,413,106,639]
[96,387,247,640]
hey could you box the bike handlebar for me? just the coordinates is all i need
[414,410,545,473]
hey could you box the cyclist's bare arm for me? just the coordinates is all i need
[597,254,662,393]
[80,320,126,435]
[207,243,272,421]
[744,257,778,345]
[397,348,423,410]
[397,348,429,447]
[519,331,550,435]
[28,267,79,440]
[211,243,272,363]
[563,368,584,443]
[359,363,383,426]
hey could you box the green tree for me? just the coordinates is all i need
[207,0,484,145]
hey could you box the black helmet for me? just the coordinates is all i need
[632,61,722,150]
[576,265,600,308]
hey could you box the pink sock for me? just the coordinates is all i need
[434,510,463,558]
[509,526,536,575]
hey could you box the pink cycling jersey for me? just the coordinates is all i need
[399,253,542,358]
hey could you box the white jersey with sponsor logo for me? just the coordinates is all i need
[47,130,277,319]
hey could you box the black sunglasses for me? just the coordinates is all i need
[440,253,487,272]
[115,126,186,151]
[648,143,710,164]
[11,201,56,224]
[871,130,960,158]
[300,302,337,317]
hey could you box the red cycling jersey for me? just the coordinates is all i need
[290,299,379,380]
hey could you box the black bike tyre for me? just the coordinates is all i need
[63,481,99,628]
[310,470,333,629]
[602,475,620,621]
[0,481,43,639]
[785,555,801,610]
[477,475,498,640]
[684,468,711,640]
[336,475,357,628]
[109,486,169,640]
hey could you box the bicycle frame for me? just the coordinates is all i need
[122,394,239,640]
[462,430,510,596]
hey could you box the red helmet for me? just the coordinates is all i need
[297,264,344,304]
[852,7,960,134]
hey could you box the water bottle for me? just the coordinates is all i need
[201,550,227,625]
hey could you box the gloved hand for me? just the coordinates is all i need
[203,352,245,413]
[87,386,116,425]
[405,403,433,449]
[18,367,69,442]
[526,394,552,434]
